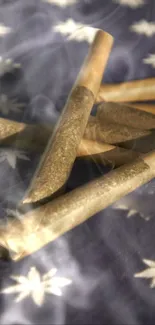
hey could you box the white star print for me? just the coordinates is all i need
[134,259,155,288]
[143,54,155,68]
[0,94,25,115]
[130,20,155,37]
[1,267,72,306]
[126,209,138,218]
[0,57,21,77]
[53,19,97,43]
[113,0,145,8]
[114,204,150,221]
[42,0,77,6]
[0,149,30,169]
[0,24,11,37]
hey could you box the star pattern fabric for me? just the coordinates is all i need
[0,0,155,324]
[1,267,72,306]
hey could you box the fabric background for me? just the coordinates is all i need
[0,0,155,324]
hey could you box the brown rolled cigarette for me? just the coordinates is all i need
[97,102,155,130]
[2,115,149,149]
[22,30,113,204]
[127,103,155,115]
[1,150,155,261]
[85,115,150,144]
[95,102,155,153]
[118,131,155,154]
[0,118,53,151]
[96,78,155,103]
[0,113,152,156]
[78,138,140,167]
[0,117,141,167]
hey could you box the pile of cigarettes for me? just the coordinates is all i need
[0,29,155,261]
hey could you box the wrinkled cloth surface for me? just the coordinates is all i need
[0,0,155,324]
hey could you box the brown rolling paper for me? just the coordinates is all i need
[0,114,152,156]
[118,131,155,154]
[128,103,155,115]
[0,150,155,261]
[84,115,150,144]
[78,139,140,167]
[0,117,140,168]
[22,30,113,204]
[96,78,155,103]
[97,102,155,130]
[0,118,53,151]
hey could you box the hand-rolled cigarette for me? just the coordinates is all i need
[127,103,155,115]
[118,131,155,154]
[22,30,114,204]
[96,78,155,103]
[0,118,53,151]
[1,150,155,261]
[97,102,155,130]
[0,117,140,168]
[78,138,140,167]
[0,115,152,156]
[9,117,154,156]
[85,115,150,144]
[95,103,155,153]
[1,115,149,150]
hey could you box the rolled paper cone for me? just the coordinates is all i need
[84,115,150,144]
[0,115,152,155]
[2,115,149,149]
[94,105,155,153]
[22,30,114,204]
[118,131,155,154]
[0,117,25,140]
[1,150,155,261]
[78,138,140,167]
[0,117,140,168]
[0,118,53,151]
[127,103,155,115]
[97,102,155,130]
[96,78,155,103]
